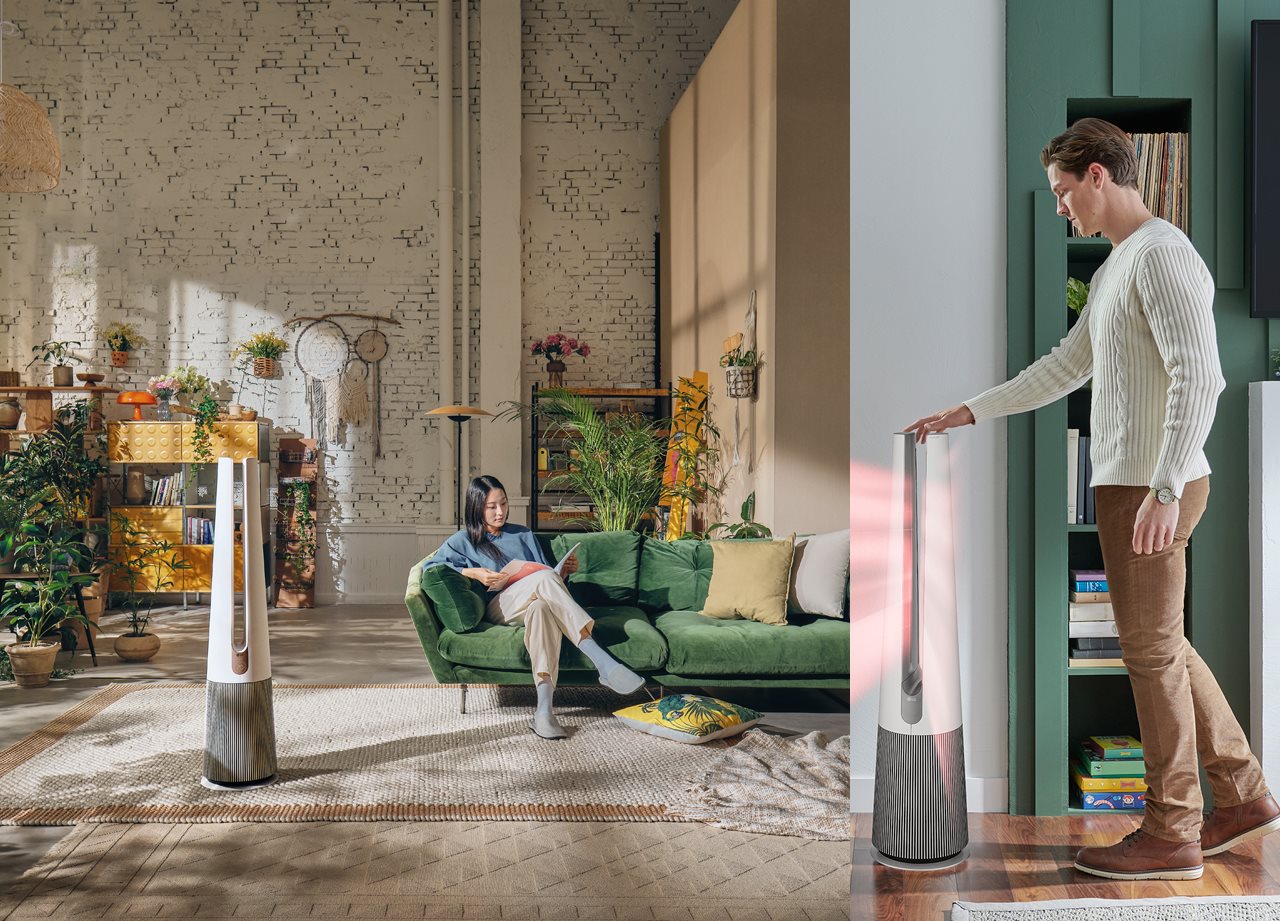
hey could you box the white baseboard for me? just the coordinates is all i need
[851,775,1009,814]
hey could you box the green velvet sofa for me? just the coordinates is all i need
[404,530,850,711]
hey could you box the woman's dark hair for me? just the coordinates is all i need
[465,474,509,564]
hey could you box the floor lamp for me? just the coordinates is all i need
[426,405,492,530]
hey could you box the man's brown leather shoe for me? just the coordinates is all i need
[1201,792,1280,856]
[1074,828,1203,880]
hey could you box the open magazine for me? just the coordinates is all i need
[488,542,581,593]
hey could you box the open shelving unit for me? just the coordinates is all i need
[528,385,671,532]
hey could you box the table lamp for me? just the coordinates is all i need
[116,391,157,421]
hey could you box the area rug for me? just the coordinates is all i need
[952,896,1280,920]
[0,682,746,825]
[670,729,849,840]
[0,820,851,921]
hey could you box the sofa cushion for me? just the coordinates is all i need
[700,535,795,626]
[613,694,761,744]
[653,610,849,677]
[438,604,668,672]
[552,530,642,606]
[420,564,488,634]
[637,537,713,613]
[789,529,851,618]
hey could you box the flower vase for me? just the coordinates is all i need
[155,399,173,421]
[546,359,566,388]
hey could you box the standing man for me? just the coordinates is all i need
[907,118,1279,881]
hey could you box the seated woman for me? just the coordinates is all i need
[426,474,645,739]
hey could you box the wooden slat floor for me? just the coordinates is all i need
[852,812,1280,920]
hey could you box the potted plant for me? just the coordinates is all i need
[1,518,97,687]
[108,514,191,662]
[719,334,762,400]
[232,331,289,379]
[30,339,80,387]
[2,399,107,521]
[502,387,665,531]
[706,491,773,540]
[530,334,590,388]
[102,322,148,368]
[147,375,181,421]
[169,366,220,466]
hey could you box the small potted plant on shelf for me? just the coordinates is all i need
[102,322,148,369]
[108,514,191,663]
[531,333,590,388]
[232,331,289,379]
[3,399,107,521]
[170,366,220,465]
[1,517,97,687]
[30,340,80,387]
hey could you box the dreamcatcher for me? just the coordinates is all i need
[288,313,398,457]
[294,319,350,450]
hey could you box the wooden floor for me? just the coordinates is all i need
[852,812,1280,920]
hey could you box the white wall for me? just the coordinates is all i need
[850,0,1008,813]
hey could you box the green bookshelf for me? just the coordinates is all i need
[1007,0,1269,816]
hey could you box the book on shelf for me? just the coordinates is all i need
[1069,601,1115,622]
[145,472,185,506]
[1072,765,1148,793]
[1070,648,1122,659]
[1079,791,1145,811]
[1084,445,1095,524]
[1067,428,1080,523]
[1074,580,1108,593]
[1085,735,1143,760]
[1070,569,1105,580]
[1069,619,1119,639]
[1070,131,1188,236]
[1072,637,1122,651]
[1071,590,1111,602]
[1068,657,1126,668]
[1076,435,1089,524]
[1076,744,1145,777]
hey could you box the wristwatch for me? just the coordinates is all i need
[1151,487,1179,505]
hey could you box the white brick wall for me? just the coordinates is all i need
[520,0,735,392]
[0,1,733,550]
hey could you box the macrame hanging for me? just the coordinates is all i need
[340,360,369,427]
[294,319,350,451]
[0,15,60,193]
[353,326,389,459]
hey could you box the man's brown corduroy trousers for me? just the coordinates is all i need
[1095,476,1269,842]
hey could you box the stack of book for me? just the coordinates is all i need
[1069,568,1121,667]
[186,517,214,545]
[145,472,186,506]
[1073,735,1146,810]
[1067,429,1095,524]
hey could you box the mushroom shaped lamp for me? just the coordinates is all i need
[117,390,157,421]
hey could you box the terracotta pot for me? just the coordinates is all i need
[114,633,161,662]
[52,365,73,387]
[276,585,315,609]
[546,359,566,388]
[0,398,20,429]
[6,643,60,688]
[253,357,279,379]
[110,350,129,368]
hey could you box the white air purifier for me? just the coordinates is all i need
[202,456,277,790]
[872,432,969,870]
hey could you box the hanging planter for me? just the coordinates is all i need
[724,365,756,399]
[110,350,128,368]
[233,331,289,381]
[253,356,279,379]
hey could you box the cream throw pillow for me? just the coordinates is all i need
[788,529,851,618]
[700,534,796,626]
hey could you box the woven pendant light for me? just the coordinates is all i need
[0,84,60,192]
[0,8,60,194]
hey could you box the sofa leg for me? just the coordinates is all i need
[459,683,467,714]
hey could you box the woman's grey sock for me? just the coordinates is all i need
[531,680,567,740]
[580,637,644,695]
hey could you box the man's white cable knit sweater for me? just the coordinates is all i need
[963,218,1224,497]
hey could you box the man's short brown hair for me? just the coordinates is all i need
[1040,117,1139,189]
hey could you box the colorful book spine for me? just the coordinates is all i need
[1080,791,1145,811]
[1072,765,1148,793]
[1086,735,1143,760]
[1076,744,1145,777]
[1074,580,1108,593]
[1070,591,1111,602]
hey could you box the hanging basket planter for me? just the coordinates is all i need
[110,350,129,368]
[253,356,280,379]
[724,365,757,399]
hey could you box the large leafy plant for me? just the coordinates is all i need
[1,516,97,649]
[2,399,106,522]
[706,491,773,540]
[502,388,666,531]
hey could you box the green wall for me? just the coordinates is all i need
[1007,0,1280,814]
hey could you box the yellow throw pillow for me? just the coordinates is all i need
[613,694,761,744]
[700,534,796,626]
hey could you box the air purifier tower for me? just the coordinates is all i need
[202,456,277,790]
[872,432,969,870]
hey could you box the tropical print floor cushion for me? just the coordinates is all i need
[613,694,761,744]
